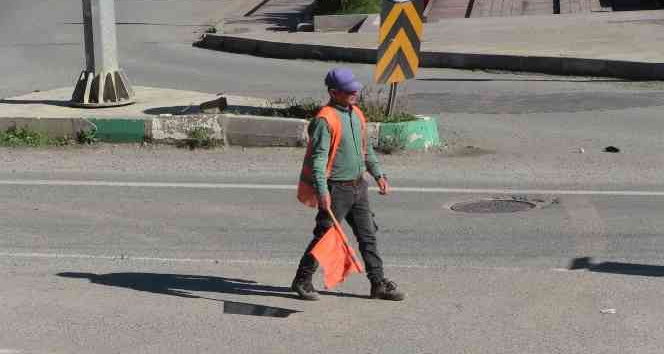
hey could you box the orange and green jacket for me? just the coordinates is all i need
[297,103,383,207]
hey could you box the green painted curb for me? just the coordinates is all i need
[88,118,146,143]
[378,116,440,151]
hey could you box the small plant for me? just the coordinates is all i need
[280,97,321,119]
[184,126,219,149]
[0,127,54,147]
[205,26,217,34]
[262,88,417,123]
[314,0,381,15]
[55,135,76,146]
[76,128,97,145]
[357,87,418,123]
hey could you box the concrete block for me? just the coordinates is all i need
[200,97,228,114]
[149,115,225,144]
[422,0,436,22]
[0,118,95,138]
[358,14,380,32]
[314,14,368,32]
[224,115,308,147]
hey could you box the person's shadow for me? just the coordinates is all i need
[57,272,367,317]
[58,272,298,299]
[58,272,304,317]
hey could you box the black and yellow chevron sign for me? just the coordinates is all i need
[374,0,424,84]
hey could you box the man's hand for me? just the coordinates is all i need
[318,193,332,211]
[376,177,390,195]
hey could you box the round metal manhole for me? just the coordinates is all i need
[450,200,536,213]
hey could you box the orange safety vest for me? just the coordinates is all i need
[297,105,368,208]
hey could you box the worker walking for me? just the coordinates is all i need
[292,67,406,302]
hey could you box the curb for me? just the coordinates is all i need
[0,114,309,147]
[0,114,441,150]
[197,34,664,80]
[378,116,441,151]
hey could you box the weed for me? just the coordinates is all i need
[0,126,97,147]
[76,128,97,145]
[314,0,381,15]
[279,97,321,119]
[183,126,219,149]
[0,127,55,147]
[357,87,418,123]
[264,89,417,123]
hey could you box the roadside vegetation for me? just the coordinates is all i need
[313,0,381,15]
[0,127,97,147]
[182,126,222,150]
[251,87,418,123]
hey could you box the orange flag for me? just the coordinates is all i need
[310,211,364,289]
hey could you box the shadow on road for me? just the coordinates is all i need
[0,99,71,107]
[57,272,300,299]
[143,105,201,115]
[57,272,368,316]
[569,257,664,277]
[57,272,304,318]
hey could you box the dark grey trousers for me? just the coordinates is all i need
[295,178,384,283]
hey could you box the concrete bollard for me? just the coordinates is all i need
[70,0,135,108]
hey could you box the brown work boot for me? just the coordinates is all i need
[370,278,406,301]
[291,277,320,301]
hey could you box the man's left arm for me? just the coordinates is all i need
[365,142,390,195]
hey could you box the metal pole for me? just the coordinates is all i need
[71,0,134,107]
[386,82,398,117]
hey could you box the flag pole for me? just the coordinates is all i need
[326,209,364,272]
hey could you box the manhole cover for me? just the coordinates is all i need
[451,200,536,213]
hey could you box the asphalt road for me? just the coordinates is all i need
[2,147,664,353]
[3,0,664,352]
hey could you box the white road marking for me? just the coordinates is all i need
[2,179,664,196]
[0,251,530,271]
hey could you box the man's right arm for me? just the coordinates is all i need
[308,117,331,199]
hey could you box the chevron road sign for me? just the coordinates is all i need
[374,0,424,84]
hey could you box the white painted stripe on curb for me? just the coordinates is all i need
[2,179,664,196]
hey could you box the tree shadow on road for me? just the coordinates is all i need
[569,257,664,277]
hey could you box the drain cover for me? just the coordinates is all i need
[451,200,536,213]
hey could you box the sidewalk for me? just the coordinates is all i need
[201,3,664,79]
